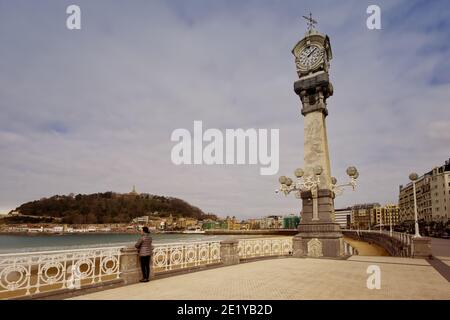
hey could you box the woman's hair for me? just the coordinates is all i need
[142,226,150,234]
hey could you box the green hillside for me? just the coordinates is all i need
[9,192,216,224]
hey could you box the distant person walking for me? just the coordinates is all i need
[135,226,152,282]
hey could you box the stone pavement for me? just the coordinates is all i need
[431,238,450,257]
[72,256,450,300]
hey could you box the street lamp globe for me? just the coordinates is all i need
[294,168,304,178]
[331,177,337,185]
[285,178,293,186]
[279,176,287,185]
[346,166,358,177]
[409,173,419,181]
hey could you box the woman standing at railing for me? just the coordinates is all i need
[135,226,153,283]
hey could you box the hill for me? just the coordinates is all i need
[8,192,217,224]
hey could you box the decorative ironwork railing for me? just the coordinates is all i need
[0,238,296,299]
[343,241,358,256]
[343,229,413,246]
[0,246,122,299]
[237,238,293,259]
[152,241,221,273]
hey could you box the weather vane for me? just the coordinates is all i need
[302,12,317,31]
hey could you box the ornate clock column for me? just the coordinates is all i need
[277,16,358,258]
[293,67,343,257]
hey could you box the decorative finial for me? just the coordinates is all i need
[302,12,317,31]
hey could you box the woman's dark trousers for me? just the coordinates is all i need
[140,255,150,280]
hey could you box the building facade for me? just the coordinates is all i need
[373,204,400,226]
[334,208,351,229]
[282,214,300,229]
[351,203,380,229]
[399,158,450,223]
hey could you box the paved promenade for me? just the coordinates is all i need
[72,256,450,300]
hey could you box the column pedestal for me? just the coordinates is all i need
[293,189,344,258]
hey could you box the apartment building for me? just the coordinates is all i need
[334,208,351,229]
[399,158,450,223]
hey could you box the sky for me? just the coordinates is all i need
[0,0,449,219]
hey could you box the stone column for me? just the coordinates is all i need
[293,72,344,258]
[220,240,240,265]
[412,237,432,258]
[119,247,141,284]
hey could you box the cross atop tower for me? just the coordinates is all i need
[302,12,317,31]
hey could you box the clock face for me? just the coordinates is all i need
[296,45,324,71]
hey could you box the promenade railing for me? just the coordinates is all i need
[343,240,358,256]
[342,229,413,256]
[0,246,122,299]
[0,236,307,299]
[237,237,293,259]
[151,241,221,273]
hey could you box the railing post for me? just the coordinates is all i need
[220,240,240,266]
[412,237,432,259]
[292,235,305,257]
[119,247,141,285]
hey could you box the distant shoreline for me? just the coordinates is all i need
[0,230,298,237]
[0,231,135,236]
[0,231,189,237]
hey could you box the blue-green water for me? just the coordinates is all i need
[0,233,251,254]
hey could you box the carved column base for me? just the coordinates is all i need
[292,227,344,258]
[294,188,345,258]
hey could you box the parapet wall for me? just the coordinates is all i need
[342,230,431,258]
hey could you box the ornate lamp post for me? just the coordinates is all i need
[389,209,393,237]
[277,166,358,221]
[276,165,359,256]
[379,209,383,234]
[409,173,421,238]
[277,166,358,198]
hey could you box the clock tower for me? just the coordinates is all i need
[291,16,344,257]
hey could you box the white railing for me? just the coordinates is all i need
[237,238,292,259]
[0,246,122,298]
[152,241,221,273]
[343,241,358,256]
[343,229,412,246]
[342,229,414,256]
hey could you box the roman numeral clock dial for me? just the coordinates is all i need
[296,45,324,72]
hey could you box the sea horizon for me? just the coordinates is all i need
[0,233,268,254]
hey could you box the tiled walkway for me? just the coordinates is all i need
[72,256,450,300]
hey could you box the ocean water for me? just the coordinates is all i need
[0,233,253,254]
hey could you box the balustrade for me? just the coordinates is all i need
[0,246,122,299]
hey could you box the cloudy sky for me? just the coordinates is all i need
[0,0,449,218]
